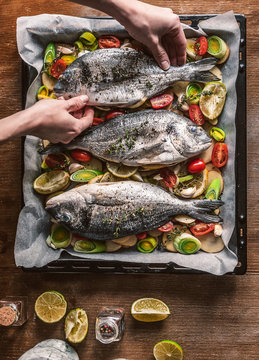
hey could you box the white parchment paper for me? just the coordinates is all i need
[15,12,240,275]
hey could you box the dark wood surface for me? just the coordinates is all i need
[0,1,258,359]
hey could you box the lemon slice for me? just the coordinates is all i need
[106,162,137,178]
[35,291,67,323]
[100,171,118,183]
[199,82,227,120]
[131,298,170,322]
[153,340,183,360]
[33,170,70,194]
[65,308,88,343]
[192,168,208,198]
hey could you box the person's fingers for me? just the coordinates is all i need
[65,95,89,112]
[79,106,94,130]
[164,39,177,67]
[172,29,187,66]
[150,38,170,70]
[72,109,84,119]
[57,96,65,100]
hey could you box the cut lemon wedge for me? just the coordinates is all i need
[192,168,208,198]
[106,162,137,178]
[65,308,88,343]
[33,170,70,194]
[200,82,227,120]
[131,298,170,322]
[153,340,183,360]
[35,291,67,323]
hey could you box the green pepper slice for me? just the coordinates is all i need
[209,127,226,142]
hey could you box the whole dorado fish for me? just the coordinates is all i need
[45,181,223,241]
[54,48,218,107]
[39,109,211,167]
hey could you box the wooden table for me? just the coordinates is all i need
[0,1,258,359]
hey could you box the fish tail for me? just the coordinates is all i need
[185,199,224,223]
[38,142,63,155]
[181,58,219,83]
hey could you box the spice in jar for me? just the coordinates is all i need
[96,307,125,344]
[0,297,28,327]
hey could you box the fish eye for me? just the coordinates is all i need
[60,213,71,223]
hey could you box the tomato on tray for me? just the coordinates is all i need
[194,36,208,56]
[159,168,178,188]
[70,149,92,162]
[92,117,105,126]
[211,142,228,168]
[50,59,67,79]
[136,232,148,240]
[150,94,173,109]
[105,110,125,120]
[190,221,215,236]
[189,104,205,125]
[158,222,174,232]
[98,35,120,49]
[45,153,69,170]
[188,158,205,174]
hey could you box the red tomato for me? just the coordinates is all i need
[158,222,174,232]
[190,221,215,236]
[211,143,228,168]
[105,110,125,120]
[50,59,67,79]
[150,94,174,109]
[194,37,208,56]
[136,232,147,240]
[189,104,205,125]
[98,36,120,49]
[45,153,68,170]
[70,149,92,162]
[188,158,206,174]
[159,168,177,188]
[92,117,105,126]
[73,234,89,240]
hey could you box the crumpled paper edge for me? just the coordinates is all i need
[15,12,239,275]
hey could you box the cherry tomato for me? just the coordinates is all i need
[136,232,147,240]
[158,222,174,232]
[73,234,89,240]
[194,36,208,56]
[105,110,125,120]
[45,153,68,170]
[70,149,92,162]
[98,35,120,49]
[190,221,215,236]
[188,158,205,174]
[160,168,178,188]
[189,104,205,125]
[150,94,174,109]
[50,59,67,79]
[211,142,228,168]
[92,117,105,126]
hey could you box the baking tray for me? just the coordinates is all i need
[21,14,247,275]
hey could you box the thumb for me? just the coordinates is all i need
[151,40,170,70]
[79,106,94,130]
[65,95,89,112]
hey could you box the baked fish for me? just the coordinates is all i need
[39,109,212,167]
[54,48,218,107]
[45,181,223,240]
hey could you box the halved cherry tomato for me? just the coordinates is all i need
[98,35,120,49]
[194,36,208,56]
[70,149,92,162]
[188,158,205,174]
[158,221,174,232]
[105,110,125,120]
[190,221,215,236]
[45,153,68,170]
[92,117,105,126]
[150,94,174,109]
[136,232,147,240]
[50,59,67,79]
[211,142,228,168]
[189,104,205,125]
[159,168,177,188]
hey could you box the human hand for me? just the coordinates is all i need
[116,1,187,69]
[27,95,94,143]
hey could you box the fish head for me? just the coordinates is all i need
[184,124,212,155]
[45,192,80,227]
[54,67,85,99]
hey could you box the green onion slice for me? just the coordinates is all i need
[207,36,227,59]
[186,83,202,104]
[44,42,56,71]
[137,236,158,253]
[79,32,97,46]
[209,127,226,142]
[74,239,106,253]
[51,224,71,248]
[174,233,201,254]
[205,178,221,200]
[70,169,103,183]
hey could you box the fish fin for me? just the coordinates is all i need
[186,199,224,223]
[183,58,220,83]
[38,142,63,155]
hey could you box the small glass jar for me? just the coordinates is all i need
[0,297,28,327]
[96,306,125,344]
